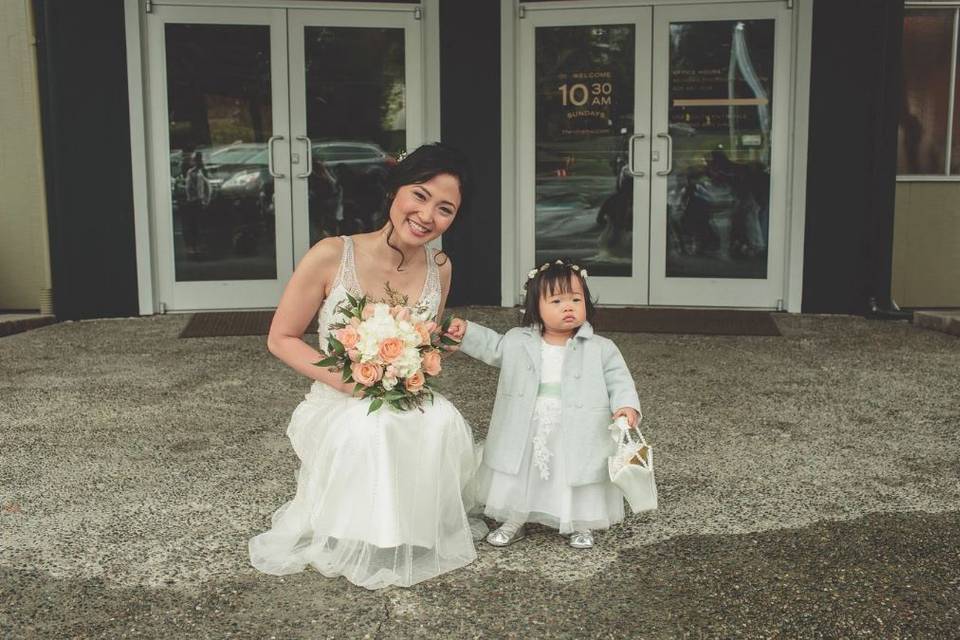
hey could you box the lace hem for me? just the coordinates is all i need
[482,505,624,536]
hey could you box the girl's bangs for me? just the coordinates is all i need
[540,270,580,297]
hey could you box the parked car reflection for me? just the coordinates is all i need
[170,140,397,258]
[308,141,397,243]
[667,149,770,278]
[170,143,273,260]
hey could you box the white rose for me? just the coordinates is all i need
[393,346,423,378]
[357,312,398,353]
[382,376,398,391]
[396,320,420,347]
[355,333,380,361]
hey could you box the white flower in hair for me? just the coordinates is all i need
[555,259,564,265]
[580,269,589,278]
[527,269,538,279]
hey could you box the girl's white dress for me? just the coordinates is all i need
[478,339,624,534]
[249,237,485,589]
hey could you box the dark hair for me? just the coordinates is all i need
[520,259,597,330]
[382,143,474,270]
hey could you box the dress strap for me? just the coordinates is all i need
[332,236,362,296]
[422,245,442,306]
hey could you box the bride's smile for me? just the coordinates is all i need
[388,173,462,248]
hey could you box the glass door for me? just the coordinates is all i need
[518,7,653,306]
[147,5,292,310]
[287,9,422,261]
[516,1,792,309]
[648,2,791,307]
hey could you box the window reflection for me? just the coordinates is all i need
[166,24,276,282]
[303,27,405,245]
[897,10,953,176]
[665,20,774,279]
[534,25,636,277]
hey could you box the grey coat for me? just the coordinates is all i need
[460,321,641,487]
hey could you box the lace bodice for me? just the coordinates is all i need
[539,341,566,385]
[317,236,443,341]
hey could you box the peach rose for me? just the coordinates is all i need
[378,337,405,362]
[414,323,432,346]
[349,317,361,328]
[395,307,412,322]
[361,305,375,320]
[347,348,360,362]
[421,350,442,376]
[335,325,360,349]
[404,370,426,393]
[351,361,383,387]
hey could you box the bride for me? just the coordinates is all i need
[249,144,485,589]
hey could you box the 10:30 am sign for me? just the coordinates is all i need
[558,81,613,106]
[554,69,616,136]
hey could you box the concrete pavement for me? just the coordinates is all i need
[1,309,958,638]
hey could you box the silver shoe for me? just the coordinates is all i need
[568,531,594,549]
[486,525,527,547]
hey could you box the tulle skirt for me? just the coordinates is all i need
[478,398,624,535]
[249,382,486,590]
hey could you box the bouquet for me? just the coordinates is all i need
[313,293,459,413]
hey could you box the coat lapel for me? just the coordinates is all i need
[521,327,541,376]
[574,321,594,340]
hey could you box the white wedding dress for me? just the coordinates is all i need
[249,236,486,589]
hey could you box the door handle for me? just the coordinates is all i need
[268,135,286,179]
[295,136,313,179]
[656,132,673,176]
[627,133,646,177]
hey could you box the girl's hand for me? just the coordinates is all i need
[442,318,467,352]
[612,407,640,429]
[446,318,467,341]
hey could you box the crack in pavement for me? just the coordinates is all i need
[373,599,391,639]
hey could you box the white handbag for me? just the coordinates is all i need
[607,415,658,513]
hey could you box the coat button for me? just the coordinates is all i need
[527,364,533,371]
[519,390,525,397]
[576,401,583,408]
[574,372,581,379]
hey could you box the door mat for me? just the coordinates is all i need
[180,308,780,338]
[593,307,781,336]
[179,311,317,338]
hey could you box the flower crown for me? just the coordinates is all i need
[521,259,588,294]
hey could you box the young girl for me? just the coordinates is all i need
[448,260,641,548]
